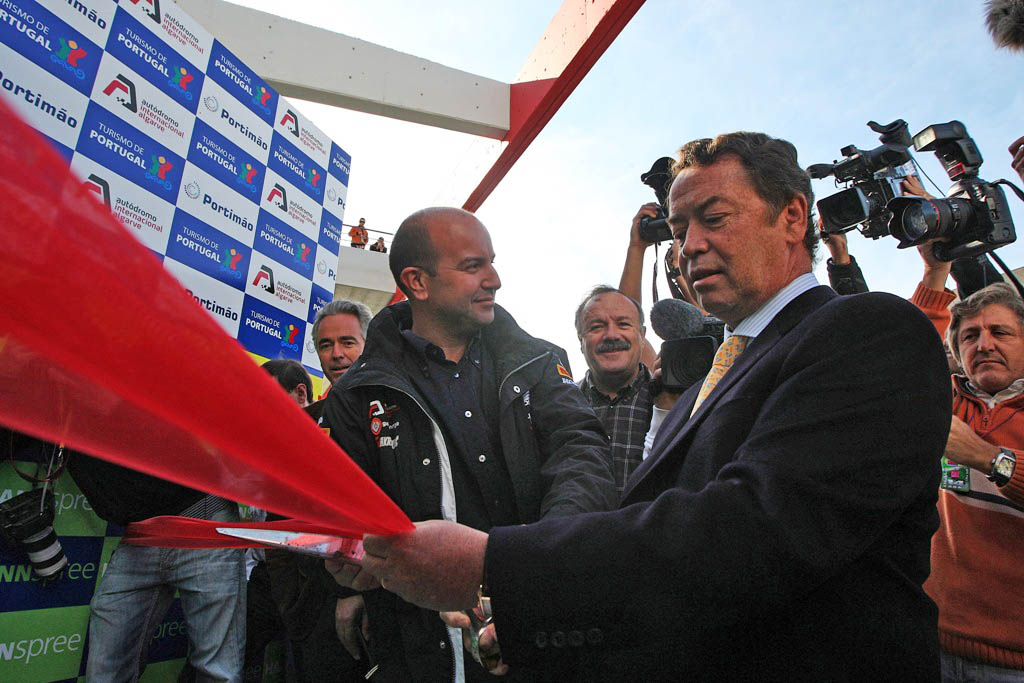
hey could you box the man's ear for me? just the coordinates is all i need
[780,194,809,244]
[400,267,430,301]
[291,383,309,407]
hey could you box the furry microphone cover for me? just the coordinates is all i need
[987,0,1024,50]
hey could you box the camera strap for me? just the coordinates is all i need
[6,431,68,485]
[651,242,660,303]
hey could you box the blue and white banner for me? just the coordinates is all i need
[0,3,351,678]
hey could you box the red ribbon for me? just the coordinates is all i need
[0,97,412,544]
[123,517,366,549]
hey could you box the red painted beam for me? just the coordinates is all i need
[463,0,646,212]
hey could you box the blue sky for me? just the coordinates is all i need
[235,0,1024,372]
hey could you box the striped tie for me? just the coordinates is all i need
[691,335,751,415]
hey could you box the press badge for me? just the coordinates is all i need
[941,456,970,492]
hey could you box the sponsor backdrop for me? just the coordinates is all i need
[0,0,350,679]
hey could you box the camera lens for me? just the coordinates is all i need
[23,525,68,579]
[817,187,869,233]
[888,196,973,247]
[891,199,935,243]
[0,488,68,581]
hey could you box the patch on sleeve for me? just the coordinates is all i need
[555,362,573,381]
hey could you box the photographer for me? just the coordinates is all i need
[619,202,698,310]
[819,222,869,295]
[910,245,1024,679]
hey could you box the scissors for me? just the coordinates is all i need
[216,528,364,560]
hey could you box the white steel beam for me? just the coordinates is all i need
[174,0,511,139]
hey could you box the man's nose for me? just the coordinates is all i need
[680,226,708,259]
[484,263,501,291]
[602,325,623,341]
[977,331,997,352]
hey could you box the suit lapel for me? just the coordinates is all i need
[621,286,836,503]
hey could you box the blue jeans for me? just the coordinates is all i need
[941,650,1024,683]
[86,510,246,682]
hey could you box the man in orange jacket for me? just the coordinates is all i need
[911,239,1024,680]
[349,218,369,248]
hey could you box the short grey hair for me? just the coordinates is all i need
[312,299,372,341]
[948,282,1024,360]
[574,285,644,336]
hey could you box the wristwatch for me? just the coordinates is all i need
[988,448,1017,487]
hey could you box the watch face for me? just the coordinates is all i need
[994,454,1016,480]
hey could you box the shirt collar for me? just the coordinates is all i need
[965,376,1024,408]
[728,272,819,340]
[400,328,481,367]
[582,364,651,402]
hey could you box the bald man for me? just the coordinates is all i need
[322,207,616,681]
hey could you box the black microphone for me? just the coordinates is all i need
[649,299,723,392]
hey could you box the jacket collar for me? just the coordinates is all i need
[621,285,836,503]
[337,301,559,394]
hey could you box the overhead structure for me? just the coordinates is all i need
[175,0,646,211]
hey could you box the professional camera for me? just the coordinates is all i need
[887,121,1016,261]
[0,488,68,581]
[638,157,674,243]
[808,120,915,238]
[649,299,726,392]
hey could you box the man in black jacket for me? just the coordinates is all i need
[323,207,616,681]
[348,135,951,680]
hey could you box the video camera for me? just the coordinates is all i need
[637,157,675,243]
[887,121,1016,261]
[808,119,915,238]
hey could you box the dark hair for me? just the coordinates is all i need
[574,285,645,336]
[312,299,371,341]
[673,132,817,258]
[261,359,312,399]
[948,282,1024,361]
[389,209,444,296]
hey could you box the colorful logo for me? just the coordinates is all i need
[168,65,194,101]
[252,86,272,114]
[253,265,275,293]
[284,324,299,345]
[130,0,161,23]
[102,74,137,113]
[556,363,573,381]
[293,242,311,266]
[236,163,259,194]
[266,184,287,211]
[280,109,299,138]
[220,247,243,279]
[145,155,174,190]
[305,168,321,193]
[51,38,88,80]
[84,174,111,208]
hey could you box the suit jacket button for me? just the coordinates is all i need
[586,628,603,644]
[568,630,585,647]
[551,631,567,648]
[534,631,548,648]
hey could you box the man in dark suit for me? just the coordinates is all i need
[345,133,953,679]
